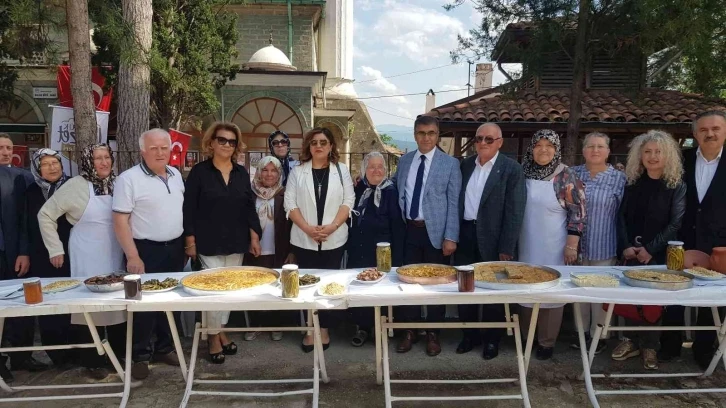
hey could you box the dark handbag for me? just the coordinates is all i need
[605,257,663,323]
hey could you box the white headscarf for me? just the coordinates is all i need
[355,152,393,222]
[251,156,283,232]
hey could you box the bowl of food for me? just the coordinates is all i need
[473,262,561,290]
[42,279,82,294]
[299,274,320,289]
[84,273,127,293]
[622,269,692,291]
[142,277,180,293]
[181,267,279,296]
[683,266,724,281]
[316,281,347,299]
[570,273,620,288]
[395,264,456,285]
[355,268,386,284]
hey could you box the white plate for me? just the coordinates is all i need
[683,268,725,281]
[0,287,23,300]
[42,280,82,293]
[142,285,180,294]
[300,282,319,289]
[316,282,348,299]
[354,272,387,285]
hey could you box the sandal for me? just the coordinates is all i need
[209,351,225,364]
[222,342,238,355]
[351,329,369,347]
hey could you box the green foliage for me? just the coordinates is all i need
[379,132,398,148]
[91,0,240,129]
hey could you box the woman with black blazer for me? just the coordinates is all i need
[347,152,404,346]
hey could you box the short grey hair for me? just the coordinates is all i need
[582,132,610,148]
[360,151,388,180]
[475,123,502,137]
[693,110,726,133]
[139,128,172,151]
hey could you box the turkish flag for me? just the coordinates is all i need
[169,129,192,167]
[11,145,27,168]
[57,65,113,112]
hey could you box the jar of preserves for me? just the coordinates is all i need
[281,264,300,298]
[667,241,685,271]
[376,242,392,272]
[23,278,43,305]
[456,265,475,292]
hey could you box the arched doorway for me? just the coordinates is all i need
[231,97,304,155]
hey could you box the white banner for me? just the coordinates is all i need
[49,105,109,176]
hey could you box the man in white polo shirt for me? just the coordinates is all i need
[113,128,185,380]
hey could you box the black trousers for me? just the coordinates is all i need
[659,305,685,355]
[131,237,184,362]
[455,221,505,344]
[69,322,126,368]
[292,245,345,329]
[691,307,725,357]
[0,252,35,366]
[397,223,447,331]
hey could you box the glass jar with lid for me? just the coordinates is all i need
[281,264,300,298]
[376,242,392,272]
[666,241,685,271]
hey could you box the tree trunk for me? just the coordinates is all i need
[65,0,97,166]
[116,0,152,172]
[564,0,590,165]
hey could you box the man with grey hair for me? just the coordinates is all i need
[661,110,726,367]
[113,128,184,379]
[455,123,526,359]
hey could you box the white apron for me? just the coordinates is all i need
[69,182,126,325]
[518,178,567,309]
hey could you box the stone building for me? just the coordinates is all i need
[0,0,385,173]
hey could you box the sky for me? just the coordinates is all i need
[352,0,509,140]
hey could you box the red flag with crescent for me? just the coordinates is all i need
[11,145,27,168]
[57,66,113,112]
[169,129,192,167]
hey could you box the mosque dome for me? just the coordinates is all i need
[245,43,297,71]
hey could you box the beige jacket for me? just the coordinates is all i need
[38,176,91,257]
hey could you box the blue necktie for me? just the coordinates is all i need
[409,155,426,220]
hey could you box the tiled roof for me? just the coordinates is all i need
[427,88,726,124]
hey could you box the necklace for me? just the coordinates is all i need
[312,168,326,198]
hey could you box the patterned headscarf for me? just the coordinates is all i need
[522,129,563,180]
[268,130,292,186]
[31,148,69,200]
[355,152,393,224]
[252,156,283,232]
[80,144,115,196]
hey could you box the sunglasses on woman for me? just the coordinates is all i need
[271,139,290,147]
[310,139,329,147]
[474,136,502,144]
[214,136,238,147]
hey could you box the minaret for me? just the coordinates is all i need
[320,0,356,98]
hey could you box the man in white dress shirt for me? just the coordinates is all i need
[454,124,526,360]
[661,110,726,367]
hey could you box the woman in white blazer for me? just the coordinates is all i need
[284,127,355,352]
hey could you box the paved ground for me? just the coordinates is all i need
[5,323,726,408]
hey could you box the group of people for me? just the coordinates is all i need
[0,109,723,383]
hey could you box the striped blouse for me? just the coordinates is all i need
[572,165,626,260]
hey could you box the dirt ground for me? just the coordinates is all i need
[5,323,726,408]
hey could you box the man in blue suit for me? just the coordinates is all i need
[394,116,461,356]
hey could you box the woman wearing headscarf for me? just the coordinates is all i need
[242,155,296,342]
[39,144,126,380]
[22,149,72,368]
[347,151,405,347]
[518,129,586,361]
[268,130,298,186]
[613,130,685,371]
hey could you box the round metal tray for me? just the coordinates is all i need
[181,266,280,296]
[84,273,128,293]
[471,262,561,290]
[682,268,724,281]
[395,264,456,285]
[622,269,693,291]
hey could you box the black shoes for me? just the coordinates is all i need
[0,362,12,383]
[536,346,554,360]
[455,337,481,354]
[482,343,499,360]
[11,357,48,372]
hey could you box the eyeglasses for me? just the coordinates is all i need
[213,136,238,147]
[310,139,329,147]
[475,136,502,145]
[39,161,61,169]
[271,139,290,147]
[415,131,439,138]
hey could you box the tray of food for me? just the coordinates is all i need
[354,268,386,284]
[181,266,280,296]
[683,267,724,281]
[42,279,82,293]
[299,274,320,289]
[142,277,180,293]
[316,281,348,299]
[472,262,561,290]
[570,272,620,288]
[84,273,127,293]
[395,264,456,285]
[622,269,693,291]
